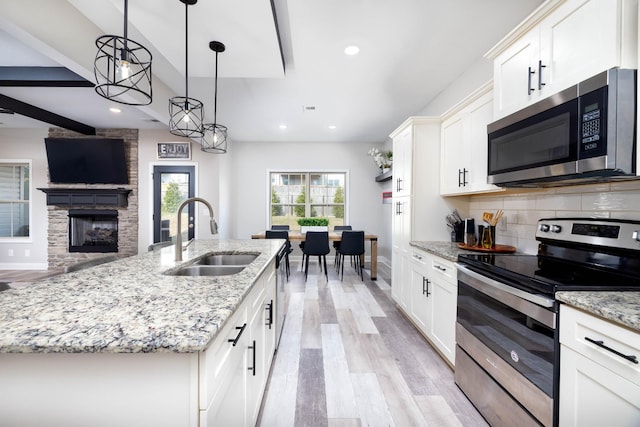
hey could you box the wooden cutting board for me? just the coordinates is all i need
[457,243,516,253]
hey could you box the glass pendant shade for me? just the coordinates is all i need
[169,96,204,138]
[200,40,228,153]
[201,123,228,153]
[169,0,203,138]
[94,0,152,105]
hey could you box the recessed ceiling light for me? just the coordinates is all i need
[328,125,337,130]
[344,45,360,56]
[279,124,287,130]
[109,107,122,113]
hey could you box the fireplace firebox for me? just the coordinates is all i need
[68,209,118,253]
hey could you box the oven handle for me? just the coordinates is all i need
[456,264,555,309]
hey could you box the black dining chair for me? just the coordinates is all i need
[332,225,352,266]
[302,231,330,281]
[336,230,365,281]
[265,230,291,279]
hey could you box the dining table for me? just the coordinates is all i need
[251,231,379,280]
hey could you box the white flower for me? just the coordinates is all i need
[368,147,392,168]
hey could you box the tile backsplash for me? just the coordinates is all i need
[469,180,640,254]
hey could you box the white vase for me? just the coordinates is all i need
[300,225,328,234]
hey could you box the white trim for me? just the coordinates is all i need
[0,159,33,243]
[266,169,350,229]
[0,262,48,270]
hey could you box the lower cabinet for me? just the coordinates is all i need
[402,248,457,366]
[200,261,277,427]
[559,305,640,426]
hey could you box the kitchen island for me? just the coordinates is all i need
[0,239,283,427]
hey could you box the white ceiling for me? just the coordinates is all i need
[0,0,543,143]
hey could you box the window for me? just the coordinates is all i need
[0,161,31,238]
[270,172,346,230]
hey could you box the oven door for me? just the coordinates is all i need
[487,92,579,186]
[455,264,558,427]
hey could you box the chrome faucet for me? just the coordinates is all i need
[175,197,219,262]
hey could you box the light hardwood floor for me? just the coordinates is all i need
[258,258,488,427]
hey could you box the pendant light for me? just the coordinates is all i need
[169,0,204,138]
[94,0,152,105]
[200,41,228,153]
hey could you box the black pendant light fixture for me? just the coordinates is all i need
[94,0,152,105]
[169,0,204,138]
[200,41,228,153]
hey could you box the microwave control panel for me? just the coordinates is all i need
[579,87,607,159]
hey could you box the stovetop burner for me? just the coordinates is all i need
[457,218,640,296]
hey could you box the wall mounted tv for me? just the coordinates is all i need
[44,137,129,185]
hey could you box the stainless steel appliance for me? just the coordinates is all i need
[275,244,287,349]
[455,218,640,427]
[487,68,637,187]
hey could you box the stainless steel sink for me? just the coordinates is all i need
[193,253,258,266]
[171,265,246,277]
[166,252,259,277]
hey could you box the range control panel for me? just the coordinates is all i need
[536,218,640,250]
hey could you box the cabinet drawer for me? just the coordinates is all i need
[410,249,429,268]
[429,256,456,285]
[560,305,640,382]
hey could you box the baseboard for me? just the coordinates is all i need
[0,262,48,270]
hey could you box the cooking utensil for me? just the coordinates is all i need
[492,209,504,226]
[482,212,493,225]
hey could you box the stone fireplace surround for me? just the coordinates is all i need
[45,128,138,269]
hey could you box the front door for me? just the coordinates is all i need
[153,165,195,244]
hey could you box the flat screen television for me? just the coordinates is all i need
[44,137,129,184]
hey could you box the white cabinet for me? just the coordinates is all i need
[410,250,430,330]
[392,126,413,197]
[392,198,411,311]
[200,261,277,427]
[559,305,640,426]
[405,247,458,366]
[427,256,457,365]
[390,117,444,313]
[488,0,638,119]
[440,83,503,196]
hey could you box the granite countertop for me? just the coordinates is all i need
[410,241,478,262]
[556,291,640,333]
[0,239,282,354]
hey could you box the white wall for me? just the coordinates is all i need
[137,130,224,254]
[229,140,392,263]
[0,128,49,269]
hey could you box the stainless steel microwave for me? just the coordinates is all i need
[487,68,637,187]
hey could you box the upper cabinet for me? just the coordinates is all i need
[487,0,638,120]
[440,82,503,196]
[391,126,413,197]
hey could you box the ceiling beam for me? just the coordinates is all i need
[0,94,96,135]
[0,66,94,87]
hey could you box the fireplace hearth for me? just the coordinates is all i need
[68,209,118,253]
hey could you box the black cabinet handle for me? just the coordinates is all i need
[248,340,256,376]
[585,336,638,364]
[266,300,273,329]
[528,66,535,95]
[537,60,546,90]
[228,323,247,347]
[458,169,468,187]
[423,277,430,297]
[396,177,403,192]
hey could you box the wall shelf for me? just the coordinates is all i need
[375,170,392,182]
